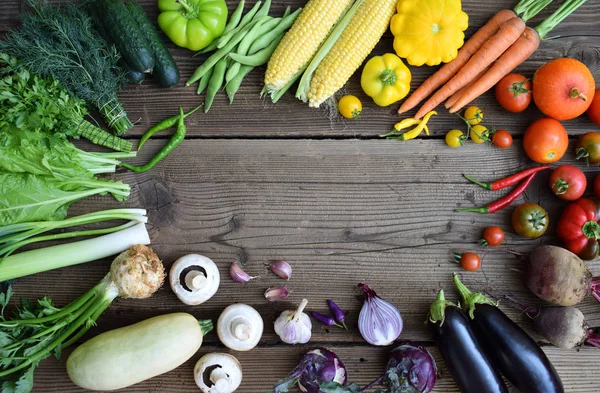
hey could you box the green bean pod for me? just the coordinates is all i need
[247,8,301,54]
[197,66,214,95]
[137,104,202,151]
[222,0,245,35]
[229,34,284,67]
[226,64,254,104]
[217,1,262,49]
[205,57,228,112]
[254,0,272,19]
[186,16,270,85]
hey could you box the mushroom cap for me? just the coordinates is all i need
[217,304,264,351]
[169,254,220,305]
[194,353,242,393]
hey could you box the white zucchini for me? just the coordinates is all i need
[67,312,210,391]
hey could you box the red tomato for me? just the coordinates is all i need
[460,252,481,271]
[482,226,505,247]
[576,132,600,165]
[495,74,532,113]
[549,165,587,201]
[588,88,600,125]
[595,174,600,200]
[492,129,513,148]
[523,118,569,163]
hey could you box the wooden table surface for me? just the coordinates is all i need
[3,0,600,392]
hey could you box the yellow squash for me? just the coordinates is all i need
[361,53,411,107]
[390,0,468,67]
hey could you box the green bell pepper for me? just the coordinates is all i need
[158,0,228,51]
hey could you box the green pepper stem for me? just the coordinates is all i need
[379,69,397,86]
[455,207,489,214]
[463,174,492,189]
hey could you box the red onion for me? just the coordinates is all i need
[358,283,403,346]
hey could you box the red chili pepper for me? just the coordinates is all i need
[463,166,551,190]
[456,173,537,214]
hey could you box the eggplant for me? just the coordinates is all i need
[428,290,508,393]
[454,274,564,393]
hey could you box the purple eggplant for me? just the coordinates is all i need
[454,274,564,393]
[428,290,508,393]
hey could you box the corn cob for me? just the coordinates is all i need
[307,0,398,108]
[263,0,353,97]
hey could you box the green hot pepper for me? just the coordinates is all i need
[158,0,228,51]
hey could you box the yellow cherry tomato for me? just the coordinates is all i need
[445,129,465,147]
[464,106,484,125]
[470,124,490,144]
[338,95,362,119]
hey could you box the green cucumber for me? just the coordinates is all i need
[119,60,146,85]
[125,1,179,87]
[97,0,155,73]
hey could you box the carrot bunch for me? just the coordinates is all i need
[400,0,589,118]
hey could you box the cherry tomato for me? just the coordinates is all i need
[482,226,505,247]
[576,132,600,165]
[595,174,600,200]
[512,203,549,239]
[492,129,513,148]
[470,124,489,144]
[523,117,568,163]
[549,164,587,201]
[464,106,484,125]
[495,74,532,113]
[460,252,482,271]
[588,88,600,125]
[446,129,465,147]
[338,95,362,119]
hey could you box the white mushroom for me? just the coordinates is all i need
[194,353,242,393]
[217,304,263,351]
[169,254,220,305]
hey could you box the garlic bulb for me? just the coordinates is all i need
[274,299,312,344]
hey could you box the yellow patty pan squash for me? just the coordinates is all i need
[361,53,411,107]
[390,0,469,67]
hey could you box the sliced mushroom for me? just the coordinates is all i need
[194,353,242,393]
[217,304,263,351]
[169,254,220,305]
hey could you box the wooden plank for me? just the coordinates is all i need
[1,1,599,137]
[31,344,600,392]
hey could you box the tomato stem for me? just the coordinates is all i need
[569,87,588,101]
[552,179,569,195]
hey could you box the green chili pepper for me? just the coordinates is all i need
[138,104,202,151]
[122,108,186,173]
[205,57,228,112]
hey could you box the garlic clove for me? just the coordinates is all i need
[265,286,289,301]
[267,260,292,280]
[229,262,257,283]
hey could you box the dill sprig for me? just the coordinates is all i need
[0,0,133,135]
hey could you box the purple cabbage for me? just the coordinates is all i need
[379,342,437,393]
[273,348,348,393]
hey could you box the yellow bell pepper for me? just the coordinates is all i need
[360,53,411,107]
[390,0,468,67]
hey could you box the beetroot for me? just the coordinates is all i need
[518,245,600,306]
[525,306,600,349]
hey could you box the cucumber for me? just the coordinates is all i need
[119,59,146,84]
[97,0,155,73]
[125,1,180,87]
[67,313,212,390]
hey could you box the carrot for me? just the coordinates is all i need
[449,27,540,113]
[413,17,526,119]
[444,67,489,108]
[398,9,517,114]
